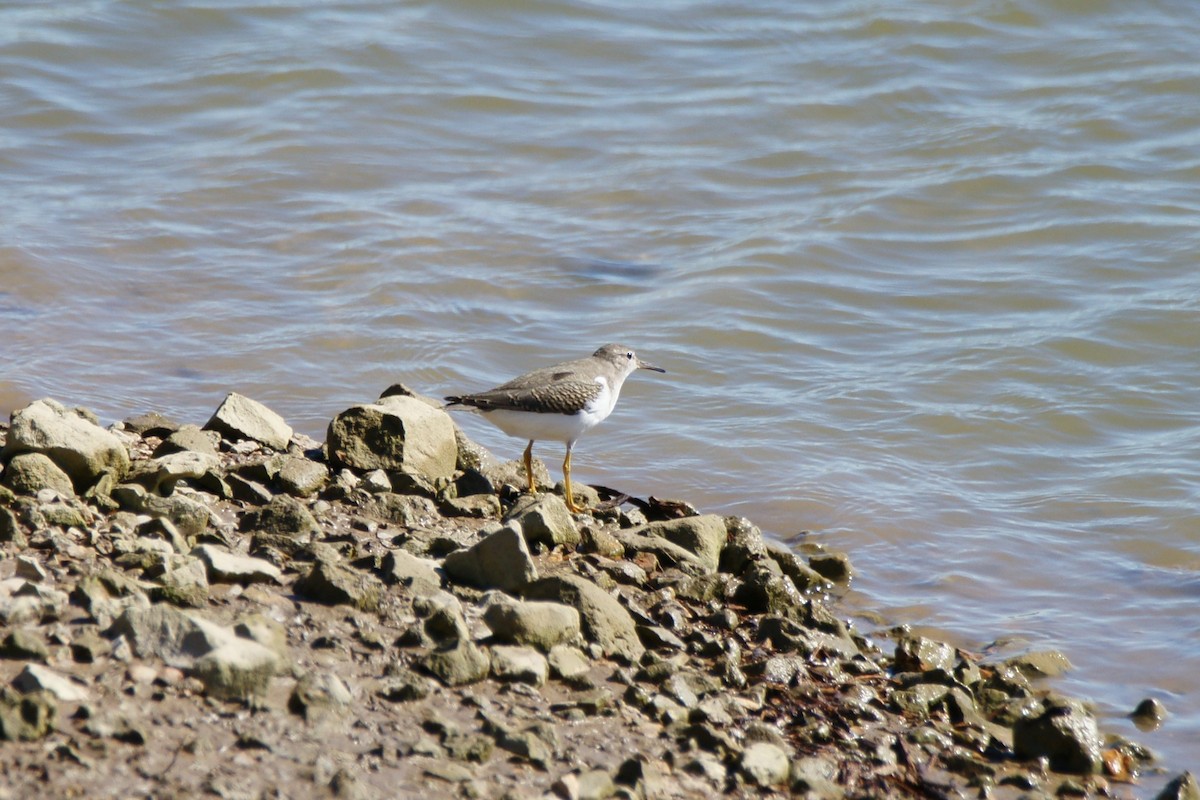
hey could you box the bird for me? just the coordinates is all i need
[444,343,666,513]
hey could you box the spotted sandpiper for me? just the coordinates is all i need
[444,344,666,513]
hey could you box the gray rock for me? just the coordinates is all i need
[1012,698,1104,774]
[123,411,180,438]
[490,645,548,685]
[12,664,89,703]
[192,638,280,700]
[740,742,791,787]
[139,451,220,494]
[547,645,591,683]
[289,672,353,721]
[149,554,210,608]
[381,549,442,593]
[426,640,491,686]
[365,492,440,526]
[525,575,644,663]
[109,603,232,666]
[1157,772,1200,800]
[203,392,293,450]
[109,604,280,699]
[131,492,213,541]
[152,424,220,457]
[504,494,580,549]
[2,398,130,490]
[276,455,329,497]
[636,514,726,572]
[611,529,708,575]
[327,395,457,480]
[0,578,70,626]
[443,525,537,592]
[295,560,383,611]
[482,594,581,651]
[240,494,321,540]
[1,452,75,496]
[193,544,283,585]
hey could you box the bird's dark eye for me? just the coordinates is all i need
[626,351,634,359]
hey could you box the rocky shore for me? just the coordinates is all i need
[0,390,1192,799]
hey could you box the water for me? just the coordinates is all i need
[2,0,1198,786]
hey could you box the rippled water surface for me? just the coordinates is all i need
[3,0,1198,786]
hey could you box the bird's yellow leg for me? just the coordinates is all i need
[523,441,536,494]
[562,446,584,514]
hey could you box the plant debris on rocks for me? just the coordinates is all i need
[0,393,1176,799]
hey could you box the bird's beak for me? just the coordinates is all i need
[637,358,666,373]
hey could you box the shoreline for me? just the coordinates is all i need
[0,390,1190,799]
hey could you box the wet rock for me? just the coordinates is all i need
[719,517,770,574]
[1012,698,1104,774]
[2,452,75,496]
[740,741,790,787]
[380,549,442,594]
[1005,649,1073,679]
[443,524,537,592]
[732,562,804,616]
[525,575,644,663]
[0,628,50,661]
[807,551,854,583]
[481,594,581,651]
[635,514,726,572]
[2,398,130,490]
[240,494,321,540]
[295,560,383,612]
[490,645,549,685]
[1132,696,1167,730]
[894,635,955,673]
[1156,772,1200,800]
[203,392,293,450]
[766,543,830,592]
[327,395,457,480]
[151,424,219,457]
[194,544,283,585]
[12,664,89,702]
[504,494,580,549]
[0,688,56,741]
[789,755,843,798]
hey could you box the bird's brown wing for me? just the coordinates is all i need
[453,378,601,415]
